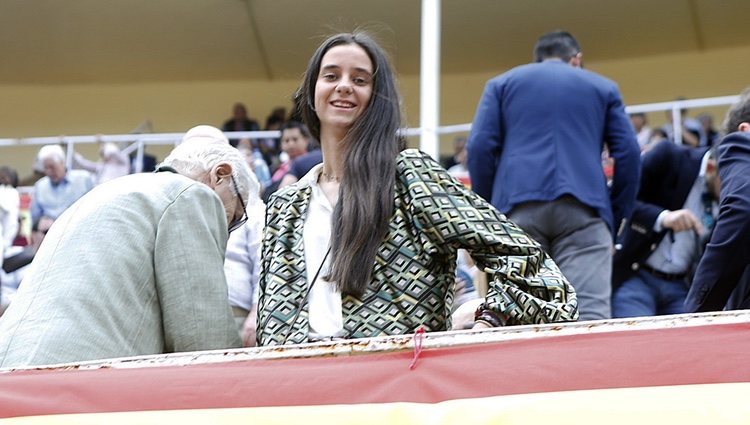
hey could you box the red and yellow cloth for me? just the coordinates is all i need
[2,323,750,423]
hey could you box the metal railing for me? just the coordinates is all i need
[0,94,741,172]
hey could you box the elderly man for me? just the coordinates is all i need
[30,145,94,223]
[0,125,257,368]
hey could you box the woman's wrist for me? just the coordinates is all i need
[474,303,504,327]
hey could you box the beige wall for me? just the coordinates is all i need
[435,43,750,138]
[2,44,749,180]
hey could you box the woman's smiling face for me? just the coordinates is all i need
[314,43,374,136]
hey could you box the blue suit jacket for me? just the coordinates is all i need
[612,141,707,287]
[685,132,750,312]
[467,60,640,237]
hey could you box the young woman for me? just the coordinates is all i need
[257,32,578,345]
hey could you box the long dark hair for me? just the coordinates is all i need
[297,32,403,297]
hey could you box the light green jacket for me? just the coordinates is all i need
[0,172,241,368]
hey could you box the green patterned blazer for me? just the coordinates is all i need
[257,149,578,346]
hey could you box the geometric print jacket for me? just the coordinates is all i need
[257,149,578,346]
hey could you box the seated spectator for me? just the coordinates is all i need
[0,167,20,262]
[1,216,53,314]
[0,166,19,189]
[0,125,254,367]
[30,145,94,223]
[649,128,669,145]
[612,141,719,317]
[273,121,314,182]
[237,138,272,192]
[130,149,158,173]
[263,107,287,154]
[661,101,704,147]
[73,139,131,184]
[277,147,323,190]
[641,128,669,155]
[265,107,287,131]
[629,112,652,150]
[697,113,720,147]
[11,217,29,248]
[441,136,467,170]
[0,176,19,308]
[446,140,470,187]
[222,102,260,147]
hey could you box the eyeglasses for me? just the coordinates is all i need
[227,175,248,233]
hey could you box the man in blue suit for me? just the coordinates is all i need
[685,88,750,312]
[612,141,718,317]
[467,31,640,320]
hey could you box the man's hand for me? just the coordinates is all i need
[662,209,704,235]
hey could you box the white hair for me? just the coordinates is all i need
[37,145,66,164]
[100,142,121,159]
[181,125,230,145]
[160,125,259,205]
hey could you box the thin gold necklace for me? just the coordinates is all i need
[321,171,341,182]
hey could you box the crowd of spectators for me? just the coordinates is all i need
[1,29,749,368]
[0,97,741,337]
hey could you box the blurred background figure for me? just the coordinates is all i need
[697,113,720,147]
[661,100,704,147]
[73,137,131,185]
[1,216,54,314]
[261,106,288,160]
[264,121,314,199]
[130,148,158,173]
[222,102,260,147]
[265,107,287,133]
[446,137,470,187]
[629,112,652,151]
[1,166,21,309]
[648,128,669,145]
[0,166,20,253]
[641,128,670,155]
[441,136,467,170]
[31,144,94,223]
[275,143,323,191]
[237,138,272,193]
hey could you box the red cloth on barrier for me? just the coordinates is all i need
[2,323,750,418]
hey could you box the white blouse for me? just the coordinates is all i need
[301,165,344,338]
